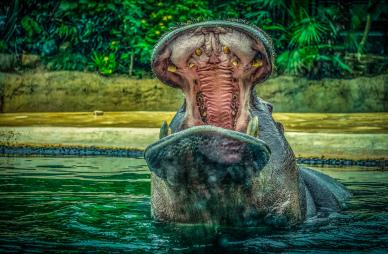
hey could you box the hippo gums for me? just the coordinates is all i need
[144,20,351,226]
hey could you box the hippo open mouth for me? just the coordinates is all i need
[151,21,272,132]
[145,21,274,186]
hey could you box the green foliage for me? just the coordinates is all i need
[1,0,385,78]
[290,18,328,47]
[20,16,42,37]
[45,53,89,71]
[0,41,7,51]
[91,52,117,76]
[275,8,353,79]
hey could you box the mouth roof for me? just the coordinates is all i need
[151,20,275,86]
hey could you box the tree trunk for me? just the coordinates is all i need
[4,0,19,42]
[357,0,379,56]
[358,13,372,55]
[129,52,134,77]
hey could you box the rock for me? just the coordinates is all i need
[93,110,104,116]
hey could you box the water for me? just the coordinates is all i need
[0,157,387,253]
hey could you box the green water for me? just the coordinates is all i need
[0,157,387,253]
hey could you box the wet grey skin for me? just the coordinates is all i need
[144,20,351,226]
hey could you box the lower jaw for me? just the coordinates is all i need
[145,125,270,186]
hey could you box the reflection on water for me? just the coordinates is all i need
[0,157,387,253]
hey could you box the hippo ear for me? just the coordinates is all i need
[152,47,184,89]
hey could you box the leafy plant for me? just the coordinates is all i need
[290,17,328,47]
[20,16,42,37]
[275,8,352,78]
[91,52,117,76]
[45,53,89,71]
[1,0,385,78]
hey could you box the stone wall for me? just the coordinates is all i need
[0,70,386,112]
[0,71,183,112]
[259,75,388,112]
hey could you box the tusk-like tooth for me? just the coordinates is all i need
[256,116,260,138]
[246,118,253,136]
[159,120,169,139]
[246,116,259,137]
[167,65,177,72]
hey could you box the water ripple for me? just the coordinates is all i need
[0,157,387,253]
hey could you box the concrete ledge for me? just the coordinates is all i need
[1,112,387,133]
[1,143,386,168]
[1,127,387,161]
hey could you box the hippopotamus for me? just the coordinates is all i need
[144,20,351,226]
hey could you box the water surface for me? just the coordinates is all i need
[0,157,387,253]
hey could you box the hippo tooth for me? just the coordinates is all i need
[159,120,169,139]
[246,116,259,138]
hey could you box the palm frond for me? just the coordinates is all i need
[276,46,323,75]
[290,17,329,47]
[257,0,286,9]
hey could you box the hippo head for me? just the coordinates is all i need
[144,21,301,225]
[151,21,273,132]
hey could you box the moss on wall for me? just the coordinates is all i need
[0,70,386,113]
[258,75,388,112]
[0,71,184,112]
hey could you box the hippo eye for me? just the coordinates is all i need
[231,60,238,66]
[167,64,177,72]
[251,52,264,67]
[223,46,230,54]
[195,48,202,56]
[188,62,196,68]
[267,103,273,113]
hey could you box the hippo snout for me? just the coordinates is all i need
[144,126,271,186]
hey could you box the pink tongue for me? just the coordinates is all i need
[198,136,245,164]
